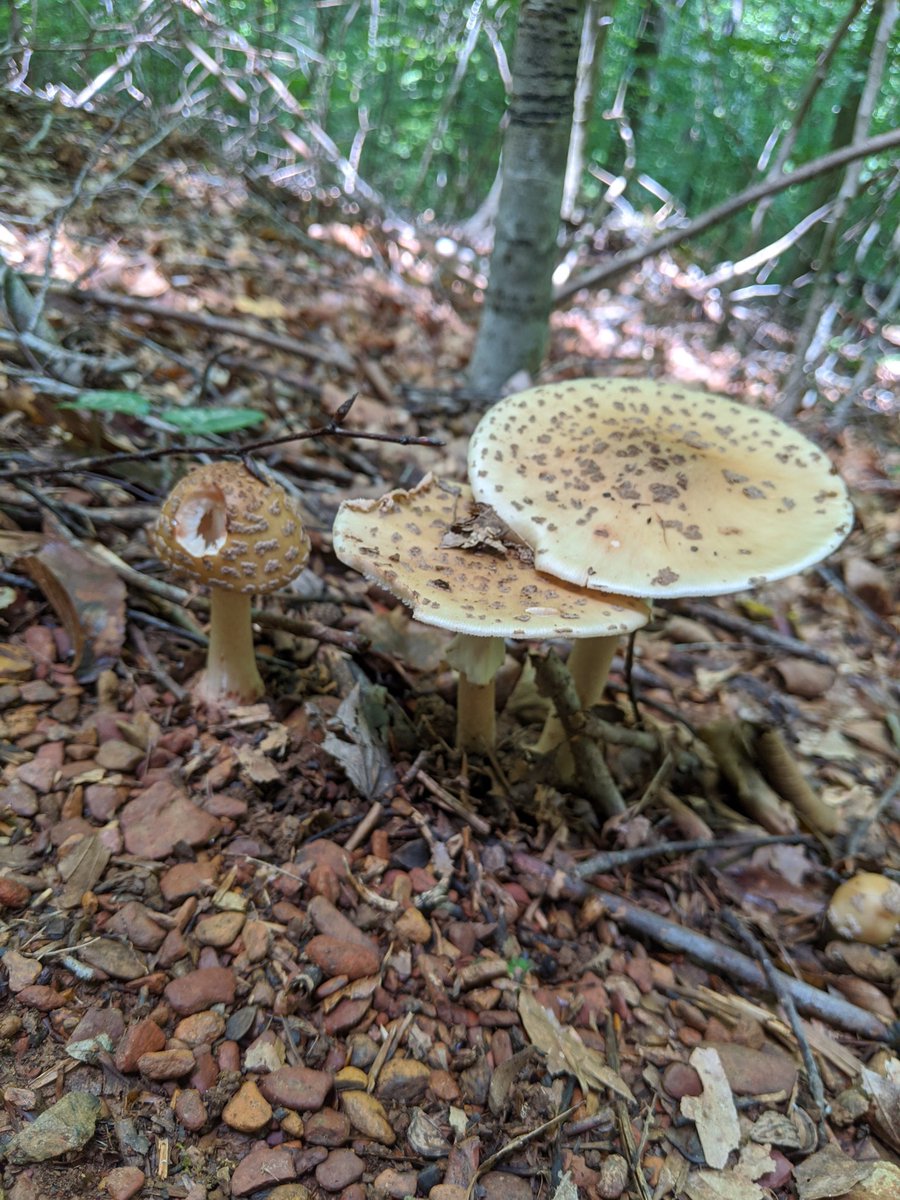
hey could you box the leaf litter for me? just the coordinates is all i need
[0,91,897,1200]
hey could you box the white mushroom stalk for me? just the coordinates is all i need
[150,462,310,710]
[331,474,649,756]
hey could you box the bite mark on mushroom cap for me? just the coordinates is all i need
[467,379,855,599]
[331,474,649,638]
[151,461,310,592]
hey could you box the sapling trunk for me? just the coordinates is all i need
[194,588,264,707]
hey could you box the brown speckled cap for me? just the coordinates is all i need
[467,378,854,598]
[332,474,649,638]
[151,461,310,592]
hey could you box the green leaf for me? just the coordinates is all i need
[59,390,150,416]
[158,407,266,435]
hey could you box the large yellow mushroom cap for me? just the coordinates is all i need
[467,378,854,598]
[332,473,649,639]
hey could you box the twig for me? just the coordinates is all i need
[606,1012,653,1200]
[816,564,900,645]
[722,910,828,1144]
[0,398,443,482]
[533,650,626,817]
[846,773,900,857]
[415,769,491,836]
[573,832,815,879]
[673,600,835,666]
[46,283,356,369]
[509,850,893,1043]
[342,801,384,853]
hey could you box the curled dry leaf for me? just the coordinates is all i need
[680,1046,741,1170]
[518,989,635,1103]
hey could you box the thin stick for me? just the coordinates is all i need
[509,850,892,1043]
[675,600,835,666]
[723,910,828,1145]
[574,832,815,878]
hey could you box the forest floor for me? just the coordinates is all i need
[0,93,899,1200]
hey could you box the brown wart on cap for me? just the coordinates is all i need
[467,378,854,599]
[150,461,310,709]
[331,474,648,755]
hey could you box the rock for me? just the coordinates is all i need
[260,1065,333,1112]
[308,895,378,950]
[79,937,148,981]
[173,1010,226,1047]
[315,1149,365,1192]
[662,1061,703,1100]
[106,901,167,951]
[244,1030,286,1073]
[222,1081,273,1133]
[3,949,42,993]
[104,1165,145,1200]
[429,1187,467,1200]
[96,740,145,773]
[374,1168,420,1199]
[341,1089,396,1145]
[165,967,235,1015]
[393,907,432,945]
[479,1173,532,1200]
[84,783,128,821]
[705,1042,798,1096]
[377,1057,431,1103]
[843,1162,900,1200]
[15,985,67,1011]
[195,911,245,947]
[160,860,217,902]
[2,779,38,816]
[296,839,350,879]
[230,1148,297,1197]
[175,1087,207,1132]
[305,935,381,980]
[429,1070,461,1102]
[0,876,31,909]
[268,1188,313,1200]
[304,1107,351,1146]
[322,997,372,1036]
[68,1007,126,1048]
[116,1018,166,1073]
[137,1048,195,1080]
[119,779,221,860]
[598,1155,629,1200]
[4,1092,101,1163]
[242,919,271,963]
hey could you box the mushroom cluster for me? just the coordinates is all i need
[332,474,648,753]
[151,461,310,709]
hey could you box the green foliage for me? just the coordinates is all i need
[6,0,898,282]
[59,392,265,435]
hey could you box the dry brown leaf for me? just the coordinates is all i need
[20,539,126,671]
[680,1047,740,1170]
[861,1058,900,1153]
[518,989,634,1103]
[794,1144,873,1200]
[235,745,282,785]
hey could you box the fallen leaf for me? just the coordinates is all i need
[58,834,111,910]
[322,682,398,800]
[681,1047,740,1170]
[861,1059,900,1153]
[794,1144,873,1200]
[236,744,281,785]
[20,539,126,672]
[518,990,634,1103]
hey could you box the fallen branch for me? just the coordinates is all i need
[672,600,835,666]
[510,849,894,1044]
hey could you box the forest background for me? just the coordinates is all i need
[3,0,898,420]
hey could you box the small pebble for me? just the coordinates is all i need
[104,1165,145,1200]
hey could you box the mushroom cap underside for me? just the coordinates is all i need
[151,461,310,593]
[467,378,854,598]
[332,474,649,638]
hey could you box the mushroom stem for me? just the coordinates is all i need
[456,672,497,755]
[534,635,618,755]
[445,633,505,754]
[194,587,264,706]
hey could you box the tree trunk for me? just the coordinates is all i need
[468,0,584,395]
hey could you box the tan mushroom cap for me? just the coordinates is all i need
[151,461,310,593]
[332,474,649,638]
[467,378,854,598]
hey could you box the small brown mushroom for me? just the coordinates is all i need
[828,872,900,947]
[331,474,648,754]
[150,461,310,709]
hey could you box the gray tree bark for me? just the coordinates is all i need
[468,0,584,395]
